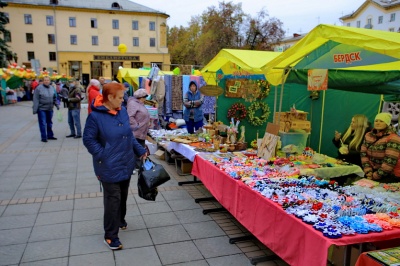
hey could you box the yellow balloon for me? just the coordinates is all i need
[118,43,127,54]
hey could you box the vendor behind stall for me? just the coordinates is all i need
[361,112,400,183]
[333,114,370,166]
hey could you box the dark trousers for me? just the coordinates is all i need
[101,178,130,240]
[37,110,54,141]
[185,119,203,134]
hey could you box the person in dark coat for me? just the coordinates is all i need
[83,82,147,250]
[183,81,204,134]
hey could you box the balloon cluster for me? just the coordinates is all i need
[2,63,36,80]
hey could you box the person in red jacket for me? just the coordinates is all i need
[87,79,101,114]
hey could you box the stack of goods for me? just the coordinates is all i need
[275,110,311,133]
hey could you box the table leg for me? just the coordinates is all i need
[202,207,226,215]
[250,254,279,265]
[343,245,351,266]
[178,176,202,186]
[229,235,255,244]
[195,196,215,203]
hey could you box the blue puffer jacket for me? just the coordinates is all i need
[83,95,146,183]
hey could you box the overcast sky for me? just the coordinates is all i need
[132,0,366,36]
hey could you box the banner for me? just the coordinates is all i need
[307,69,328,91]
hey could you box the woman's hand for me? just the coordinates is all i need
[334,130,341,141]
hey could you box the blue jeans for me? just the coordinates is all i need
[68,109,82,136]
[185,119,203,134]
[37,110,54,140]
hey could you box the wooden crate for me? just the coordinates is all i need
[274,112,308,122]
[279,120,311,133]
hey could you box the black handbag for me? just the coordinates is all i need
[137,173,158,201]
[139,158,170,190]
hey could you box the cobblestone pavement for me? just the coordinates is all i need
[0,101,287,266]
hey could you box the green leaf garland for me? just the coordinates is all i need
[247,101,270,126]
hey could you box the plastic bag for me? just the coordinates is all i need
[56,110,63,122]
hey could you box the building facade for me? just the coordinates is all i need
[340,0,400,32]
[2,0,170,84]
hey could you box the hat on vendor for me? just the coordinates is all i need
[134,88,148,99]
[375,112,392,126]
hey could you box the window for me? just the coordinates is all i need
[4,31,11,42]
[367,18,372,25]
[389,27,395,32]
[111,2,121,9]
[346,23,350,27]
[149,21,155,31]
[27,51,35,60]
[378,16,383,24]
[113,36,119,46]
[356,20,360,28]
[150,38,155,47]
[132,20,138,30]
[48,34,55,44]
[70,35,77,45]
[49,52,56,61]
[92,36,98,45]
[133,37,139,46]
[69,17,76,27]
[26,33,33,43]
[24,14,32,24]
[4,12,9,23]
[46,15,54,26]
[50,0,59,4]
[91,18,97,28]
[390,13,396,22]
[112,19,119,29]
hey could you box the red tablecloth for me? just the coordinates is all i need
[355,252,382,266]
[192,156,400,266]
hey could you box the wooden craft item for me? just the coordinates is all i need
[199,85,224,97]
[257,132,280,160]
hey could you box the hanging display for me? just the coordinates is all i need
[247,101,270,126]
[227,102,247,122]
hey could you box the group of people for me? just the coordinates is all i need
[333,112,400,184]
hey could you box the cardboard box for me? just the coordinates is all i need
[181,160,193,174]
[154,150,165,160]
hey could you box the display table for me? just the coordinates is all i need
[192,156,400,266]
[298,163,364,179]
[167,141,198,162]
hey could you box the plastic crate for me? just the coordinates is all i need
[279,131,309,148]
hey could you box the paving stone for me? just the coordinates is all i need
[35,210,73,226]
[12,189,46,200]
[18,181,49,190]
[74,197,103,209]
[73,207,103,222]
[124,215,147,231]
[207,254,253,266]
[194,236,242,258]
[0,243,26,266]
[148,224,191,245]
[29,222,71,242]
[133,192,166,204]
[120,229,153,248]
[70,235,109,256]
[124,203,141,217]
[0,214,36,230]
[69,252,115,266]
[48,179,76,188]
[138,201,172,215]
[142,212,180,228]
[40,200,74,213]
[161,190,193,201]
[20,257,69,266]
[75,184,99,194]
[21,238,70,263]
[44,187,75,197]
[0,227,31,246]
[169,260,209,266]
[0,191,15,201]
[174,209,213,224]
[0,205,5,216]
[183,221,226,239]
[115,246,162,266]
[2,203,41,217]
[0,183,20,193]
[23,174,51,182]
[72,219,104,237]
[155,240,203,265]
[168,199,202,211]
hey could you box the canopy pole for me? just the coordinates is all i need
[273,86,277,124]
[378,94,384,113]
[277,68,292,127]
[318,90,326,153]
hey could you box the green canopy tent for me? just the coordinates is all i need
[262,24,400,156]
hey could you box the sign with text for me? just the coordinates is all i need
[307,69,328,91]
[93,55,140,61]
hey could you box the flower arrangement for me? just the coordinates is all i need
[255,79,270,99]
[247,101,270,126]
[227,102,247,122]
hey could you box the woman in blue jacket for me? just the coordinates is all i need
[83,82,147,250]
[183,81,204,134]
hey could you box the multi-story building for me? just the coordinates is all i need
[273,33,307,52]
[2,0,170,84]
[340,0,400,32]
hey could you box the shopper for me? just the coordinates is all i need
[127,88,150,148]
[360,112,400,183]
[66,79,82,139]
[83,82,147,250]
[332,114,370,166]
[183,81,204,134]
[87,79,101,114]
[32,76,59,142]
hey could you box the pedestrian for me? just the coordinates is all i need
[87,79,101,114]
[32,76,60,142]
[183,81,204,134]
[66,79,82,139]
[83,82,147,250]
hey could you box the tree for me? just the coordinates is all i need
[167,1,285,66]
[0,0,12,68]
